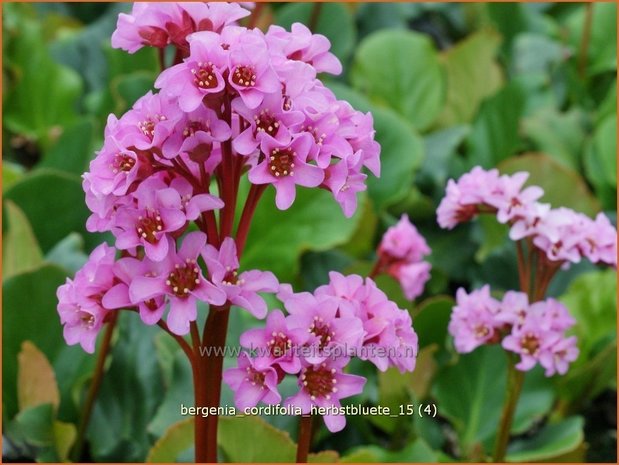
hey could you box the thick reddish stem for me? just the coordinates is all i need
[296,415,313,463]
[235,184,266,257]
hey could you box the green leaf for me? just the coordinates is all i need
[218,415,296,462]
[17,341,60,412]
[275,3,356,63]
[3,264,69,420]
[11,403,55,447]
[39,119,95,176]
[413,296,454,349]
[506,417,584,462]
[368,108,424,208]
[433,345,554,457]
[565,3,617,75]
[498,153,600,216]
[418,125,470,188]
[351,30,445,131]
[4,168,98,252]
[341,440,438,463]
[584,114,617,210]
[45,232,89,275]
[436,30,503,127]
[242,187,365,283]
[466,82,525,167]
[2,161,25,192]
[4,11,82,149]
[53,420,77,462]
[87,313,165,462]
[522,108,586,170]
[327,82,424,208]
[146,418,193,463]
[3,200,44,279]
[559,269,617,403]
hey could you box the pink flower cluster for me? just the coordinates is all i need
[437,167,617,267]
[57,234,279,351]
[376,214,431,300]
[223,272,418,432]
[449,286,579,377]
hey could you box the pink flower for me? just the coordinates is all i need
[202,237,279,318]
[532,208,585,264]
[390,261,431,301]
[129,232,226,335]
[102,256,166,325]
[56,244,117,353]
[448,286,501,353]
[538,335,579,376]
[266,23,342,75]
[248,133,324,210]
[578,212,617,267]
[232,92,305,156]
[155,31,228,112]
[162,105,231,160]
[284,358,366,432]
[113,177,188,261]
[227,29,280,109]
[502,315,552,371]
[379,214,430,263]
[240,309,309,373]
[487,172,544,224]
[323,151,367,218]
[285,294,364,364]
[223,352,281,410]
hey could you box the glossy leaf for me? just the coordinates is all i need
[3,200,44,279]
[352,30,445,131]
[436,30,503,127]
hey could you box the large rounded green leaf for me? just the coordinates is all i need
[328,83,424,209]
[506,417,585,462]
[242,187,365,283]
[3,200,44,279]
[3,264,69,419]
[351,30,445,131]
[436,30,503,127]
[4,168,96,252]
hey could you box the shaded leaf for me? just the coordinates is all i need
[3,200,44,279]
[506,417,584,462]
[17,341,60,412]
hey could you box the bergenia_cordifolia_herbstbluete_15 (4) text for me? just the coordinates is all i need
[55,2,426,462]
[436,165,617,461]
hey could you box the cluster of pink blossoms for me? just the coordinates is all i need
[437,166,617,267]
[58,3,382,353]
[223,272,418,432]
[450,286,578,376]
[376,214,431,300]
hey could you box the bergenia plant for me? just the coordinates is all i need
[55,3,418,462]
[437,166,617,461]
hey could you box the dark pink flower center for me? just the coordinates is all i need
[474,324,490,339]
[304,125,326,145]
[267,331,292,357]
[245,366,266,387]
[166,260,200,298]
[112,153,136,173]
[255,110,279,137]
[136,212,164,244]
[192,62,219,90]
[222,268,240,285]
[79,311,95,329]
[183,120,210,138]
[521,332,540,355]
[232,65,256,87]
[269,147,295,177]
[309,316,334,348]
[301,364,337,400]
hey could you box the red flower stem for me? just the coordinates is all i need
[199,304,231,462]
[247,2,265,29]
[235,184,266,257]
[308,3,323,31]
[71,310,119,462]
[492,354,525,462]
[296,415,313,463]
[515,240,527,295]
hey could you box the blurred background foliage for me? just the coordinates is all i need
[2,2,617,463]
